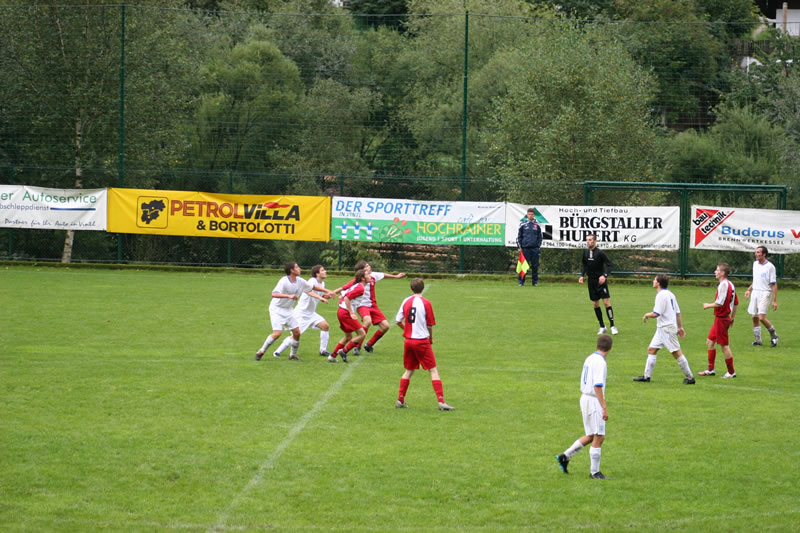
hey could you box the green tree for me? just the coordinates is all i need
[348,0,408,30]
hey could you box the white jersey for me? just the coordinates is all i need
[270,275,313,310]
[396,294,435,340]
[580,351,607,397]
[295,279,324,314]
[751,260,776,292]
[652,288,680,329]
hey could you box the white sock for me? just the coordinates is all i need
[677,355,693,379]
[290,339,299,356]
[564,439,584,459]
[274,336,291,355]
[753,326,762,343]
[260,336,276,353]
[645,355,657,378]
[319,330,330,353]
[589,446,602,474]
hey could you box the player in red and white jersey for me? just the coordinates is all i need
[744,246,779,347]
[699,263,739,378]
[329,269,369,363]
[393,278,453,411]
[334,260,406,354]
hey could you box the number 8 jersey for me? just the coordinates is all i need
[396,294,436,339]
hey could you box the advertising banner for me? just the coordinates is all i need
[331,197,505,245]
[690,205,800,253]
[504,203,680,250]
[0,185,107,230]
[108,188,330,241]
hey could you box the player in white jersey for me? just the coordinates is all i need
[255,262,332,362]
[634,274,695,385]
[744,246,779,347]
[556,335,612,480]
[394,278,453,411]
[272,265,333,358]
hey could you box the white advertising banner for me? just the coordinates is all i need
[0,185,107,230]
[690,205,800,253]
[504,203,680,250]
[331,197,506,245]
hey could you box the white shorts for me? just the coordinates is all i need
[748,290,772,316]
[295,311,326,334]
[580,394,605,436]
[269,306,299,331]
[649,326,681,353]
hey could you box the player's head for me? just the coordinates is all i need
[586,233,597,249]
[527,207,536,220]
[410,278,424,294]
[715,263,730,278]
[354,268,367,283]
[756,246,768,261]
[655,273,669,289]
[284,262,299,275]
[596,334,613,353]
[354,260,372,274]
[311,265,326,279]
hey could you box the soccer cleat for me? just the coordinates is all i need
[438,402,455,411]
[320,350,331,357]
[590,472,611,480]
[752,341,762,346]
[255,350,264,361]
[556,454,569,474]
[610,326,619,335]
[722,372,736,379]
[288,355,301,361]
[683,377,696,385]
[698,369,716,376]
[597,327,608,335]
[633,376,650,382]
[771,336,779,348]
[395,400,408,408]
[353,347,361,355]
[338,349,348,363]
[273,351,281,358]
[364,344,374,353]
[327,355,337,363]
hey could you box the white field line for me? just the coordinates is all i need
[209,355,363,532]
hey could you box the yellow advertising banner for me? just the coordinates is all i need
[108,188,331,241]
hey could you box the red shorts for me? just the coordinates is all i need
[357,305,387,324]
[337,307,363,333]
[403,338,437,370]
[708,316,732,346]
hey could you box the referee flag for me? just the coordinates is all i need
[516,251,530,280]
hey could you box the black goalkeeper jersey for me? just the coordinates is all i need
[581,247,612,280]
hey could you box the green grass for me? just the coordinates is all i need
[1,265,798,532]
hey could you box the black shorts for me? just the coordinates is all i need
[588,279,610,301]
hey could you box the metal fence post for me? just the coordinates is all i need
[7,166,13,259]
[116,3,126,264]
[459,10,469,274]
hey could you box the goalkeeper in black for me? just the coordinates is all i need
[579,233,618,335]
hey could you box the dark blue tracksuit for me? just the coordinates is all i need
[517,218,542,285]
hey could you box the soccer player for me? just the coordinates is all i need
[516,207,542,286]
[634,274,696,385]
[272,265,334,358]
[744,245,779,347]
[329,268,369,363]
[335,260,406,354]
[579,233,618,335]
[699,263,738,379]
[394,278,454,411]
[255,262,331,362]
[556,334,612,480]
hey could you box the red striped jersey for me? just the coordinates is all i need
[395,294,435,339]
[714,279,738,317]
[339,283,365,310]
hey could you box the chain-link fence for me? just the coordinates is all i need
[1,5,798,276]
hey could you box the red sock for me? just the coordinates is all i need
[398,378,410,402]
[707,349,716,371]
[432,380,444,403]
[368,329,385,347]
[726,357,735,374]
[333,342,344,355]
[344,341,358,352]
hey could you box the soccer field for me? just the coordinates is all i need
[1,266,798,532]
